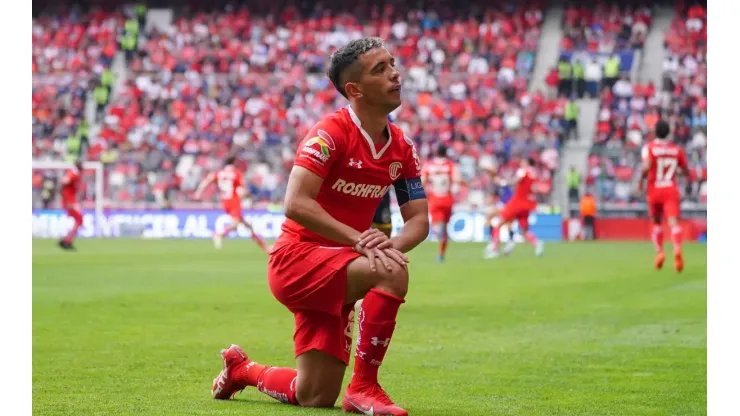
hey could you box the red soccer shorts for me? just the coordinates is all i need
[429,202,453,224]
[267,241,361,365]
[499,199,536,229]
[648,188,681,219]
[222,199,242,219]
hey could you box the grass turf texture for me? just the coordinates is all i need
[33,240,706,415]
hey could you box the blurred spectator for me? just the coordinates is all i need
[603,54,621,89]
[557,57,572,97]
[567,165,581,203]
[564,97,579,141]
[580,191,597,240]
[584,58,602,97]
[572,59,585,98]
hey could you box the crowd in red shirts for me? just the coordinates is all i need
[32,1,708,210]
[560,1,652,53]
[33,0,572,208]
[586,1,706,205]
[32,7,123,159]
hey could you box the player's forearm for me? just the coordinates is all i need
[284,197,361,246]
[194,182,208,196]
[390,213,429,253]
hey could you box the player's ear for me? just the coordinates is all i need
[344,82,362,99]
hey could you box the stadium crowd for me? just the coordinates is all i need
[585,1,706,205]
[33,0,564,209]
[33,1,707,212]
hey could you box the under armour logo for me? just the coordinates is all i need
[349,158,363,168]
[356,350,367,359]
[370,337,390,347]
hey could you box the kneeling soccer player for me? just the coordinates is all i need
[210,37,429,416]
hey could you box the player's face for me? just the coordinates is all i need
[357,48,402,112]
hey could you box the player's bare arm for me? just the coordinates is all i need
[387,198,429,253]
[284,166,364,247]
[193,173,215,199]
[236,184,248,199]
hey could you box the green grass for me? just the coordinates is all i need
[33,240,707,415]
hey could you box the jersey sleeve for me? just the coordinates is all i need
[394,135,426,205]
[234,171,244,188]
[293,118,345,179]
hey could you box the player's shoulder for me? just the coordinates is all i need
[392,124,415,149]
[306,109,351,147]
[391,124,418,157]
[318,108,352,133]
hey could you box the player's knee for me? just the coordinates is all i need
[375,265,408,299]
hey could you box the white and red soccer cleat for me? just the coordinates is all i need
[342,384,408,416]
[212,344,249,400]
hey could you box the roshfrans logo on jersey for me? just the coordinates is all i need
[301,130,336,164]
[389,162,403,180]
[332,179,388,198]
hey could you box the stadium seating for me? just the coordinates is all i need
[84,1,561,207]
[587,2,706,204]
[32,8,122,159]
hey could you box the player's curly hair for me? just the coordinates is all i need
[327,37,386,99]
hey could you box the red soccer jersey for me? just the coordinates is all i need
[215,166,244,203]
[512,167,536,202]
[61,168,81,203]
[642,139,688,194]
[280,107,423,246]
[421,157,457,205]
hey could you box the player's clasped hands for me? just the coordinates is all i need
[354,229,409,272]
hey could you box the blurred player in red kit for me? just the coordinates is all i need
[484,157,544,258]
[58,160,84,251]
[638,120,690,272]
[210,38,429,416]
[194,156,268,253]
[421,143,461,262]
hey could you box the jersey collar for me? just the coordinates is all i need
[347,105,393,160]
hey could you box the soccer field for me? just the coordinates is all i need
[32,240,707,416]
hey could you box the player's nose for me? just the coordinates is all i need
[389,67,401,83]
